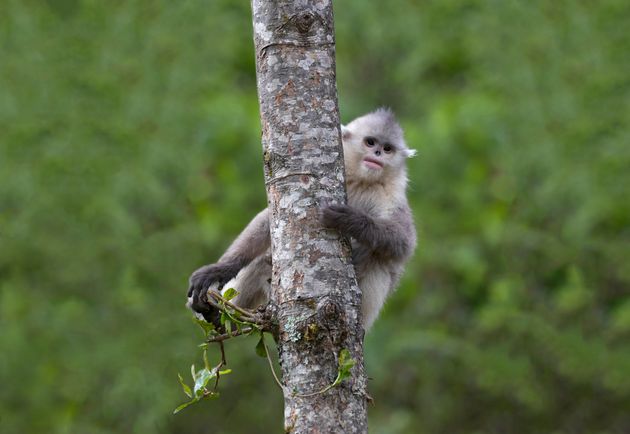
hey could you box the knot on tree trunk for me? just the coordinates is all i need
[318,298,349,347]
[294,12,315,33]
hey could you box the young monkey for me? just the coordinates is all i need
[187,108,416,330]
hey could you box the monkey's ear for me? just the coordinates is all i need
[340,125,352,140]
[404,148,417,158]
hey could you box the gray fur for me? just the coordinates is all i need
[188,109,416,330]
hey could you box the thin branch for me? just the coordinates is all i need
[207,291,259,323]
[219,341,227,366]
[213,342,227,392]
[262,335,284,391]
[293,384,335,398]
[207,327,254,343]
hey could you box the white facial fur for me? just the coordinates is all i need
[341,108,415,185]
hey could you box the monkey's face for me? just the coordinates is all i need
[366,136,397,174]
[341,112,413,184]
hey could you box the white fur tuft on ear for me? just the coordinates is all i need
[341,125,351,140]
[404,148,417,158]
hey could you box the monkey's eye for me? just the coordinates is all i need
[383,144,393,153]
[365,137,376,147]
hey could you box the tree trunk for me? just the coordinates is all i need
[251,1,368,433]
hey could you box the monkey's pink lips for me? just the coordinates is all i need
[363,157,383,169]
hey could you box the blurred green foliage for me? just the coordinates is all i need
[1,0,628,433]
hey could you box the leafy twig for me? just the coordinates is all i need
[207,291,260,324]
[173,344,232,414]
[293,349,356,398]
[177,291,356,412]
[175,290,275,414]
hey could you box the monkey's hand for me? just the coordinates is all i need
[320,204,369,239]
[187,261,243,325]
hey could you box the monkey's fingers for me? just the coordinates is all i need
[189,287,209,312]
[320,205,350,228]
[188,288,222,327]
[188,267,219,297]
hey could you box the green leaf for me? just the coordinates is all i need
[337,348,356,382]
[193,368,215,397]
[177,373,192,398]
[225,319,232,336]
[193,317,216,337]
[223,288,239,301]
[173,399,197,414]
[338,348,355,368]
[255,334,267,358]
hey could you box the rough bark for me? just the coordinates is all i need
[251,1,368,433]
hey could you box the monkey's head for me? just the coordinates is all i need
[341,108,416,185]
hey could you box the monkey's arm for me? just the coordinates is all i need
[320,204,415,260]
[188,208,270,317]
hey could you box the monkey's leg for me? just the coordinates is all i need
[222,253,272,310]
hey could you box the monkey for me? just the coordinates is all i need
[187,108,416,330]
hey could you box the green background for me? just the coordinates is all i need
[1,1,629,433]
